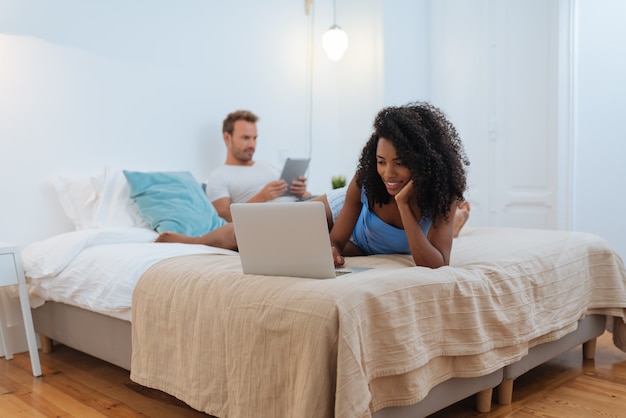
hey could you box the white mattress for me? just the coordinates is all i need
[22,227,237,321]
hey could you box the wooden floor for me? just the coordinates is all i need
[0,331,625,417]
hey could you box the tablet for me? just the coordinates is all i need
[280,158,310,196]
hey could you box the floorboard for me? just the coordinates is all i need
[1,331,624,417]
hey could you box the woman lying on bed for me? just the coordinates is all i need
[329,102,469,269]
[157,102,469,268]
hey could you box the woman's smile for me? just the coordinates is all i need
[384,180,404,193]
[376,137,412,195]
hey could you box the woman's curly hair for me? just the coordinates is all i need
[355,102,470,222]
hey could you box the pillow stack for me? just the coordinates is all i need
[51,167,226,237]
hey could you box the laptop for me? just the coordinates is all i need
[231,201,369,279]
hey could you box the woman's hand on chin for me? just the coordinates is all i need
[394,179,414,205]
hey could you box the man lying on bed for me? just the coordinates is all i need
[156,108,349,247]
[157,102,471,268]
[201,109,352,230]
[205,109,312,222]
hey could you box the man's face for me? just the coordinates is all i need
[226,120,258,163]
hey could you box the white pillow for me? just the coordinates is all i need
[91,166,149,229]
[51,174,98,230]
[52,166,150,230]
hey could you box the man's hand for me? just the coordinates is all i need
[289,176,310,199]
[257,180,289,201]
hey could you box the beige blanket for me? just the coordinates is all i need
[130,227,626,418]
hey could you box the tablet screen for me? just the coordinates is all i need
[280,158,310,196]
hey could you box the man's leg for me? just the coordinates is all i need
[156,223,238,250]
[308,186,347,230]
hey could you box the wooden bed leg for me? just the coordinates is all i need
[497,379,514,405]
[476,388,493,413]
[583,337,597,360]
[40,335,53,354]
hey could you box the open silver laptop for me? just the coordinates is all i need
[231,201,368,279]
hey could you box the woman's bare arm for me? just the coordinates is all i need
[395,181,455,268]
[329,178,362,266]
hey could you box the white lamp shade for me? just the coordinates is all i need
[322,25,349,61]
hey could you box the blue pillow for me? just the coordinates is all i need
[123,170,227,236]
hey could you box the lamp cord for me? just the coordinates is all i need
[307,0,315,159]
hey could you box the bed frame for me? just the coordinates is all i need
[32,302,132,370]
[31,301,605,417]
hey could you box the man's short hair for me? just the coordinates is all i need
[223,110,259,134]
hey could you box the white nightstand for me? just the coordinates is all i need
[0,242,42,377]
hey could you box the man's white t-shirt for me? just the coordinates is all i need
[204,162,295,203]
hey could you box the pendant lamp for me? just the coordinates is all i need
[322,0,348,61]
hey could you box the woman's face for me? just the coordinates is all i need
[376,137,412,196]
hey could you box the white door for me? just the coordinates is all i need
[427,0,562,229]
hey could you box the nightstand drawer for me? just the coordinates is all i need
[0,253,18,286]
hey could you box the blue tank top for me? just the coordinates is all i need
[351,188,432,255]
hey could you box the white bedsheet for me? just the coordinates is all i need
[22,228,237,321]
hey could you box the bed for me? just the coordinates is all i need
[21,168,626,418]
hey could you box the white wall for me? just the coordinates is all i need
[1,0,625,262]
[574,0,626,260]
[381,0,429,104]
[0,0,381,247]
